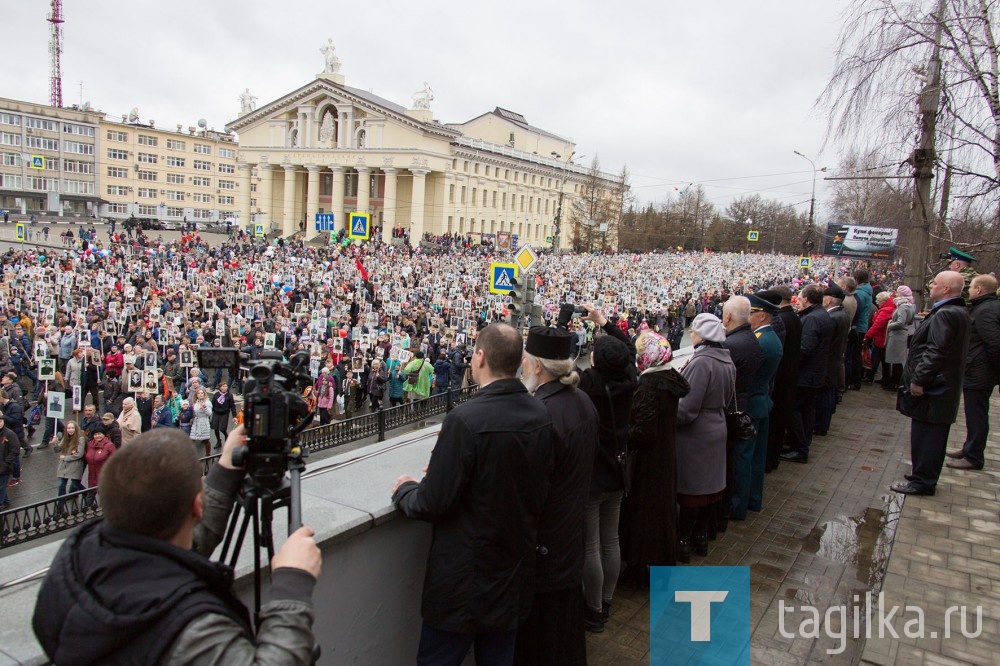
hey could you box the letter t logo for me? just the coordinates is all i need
[675,591,729,641]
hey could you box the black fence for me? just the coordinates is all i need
[1,386,478,549]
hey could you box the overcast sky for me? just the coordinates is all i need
[5,0,847,220]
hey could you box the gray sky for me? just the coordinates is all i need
[5,0,845,219]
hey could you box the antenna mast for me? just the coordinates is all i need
[48,0,65,108]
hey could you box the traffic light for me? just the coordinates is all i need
[507,274,537,328]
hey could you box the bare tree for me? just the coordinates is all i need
[828,150,911,229]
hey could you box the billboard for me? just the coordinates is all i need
[823,223,898,259]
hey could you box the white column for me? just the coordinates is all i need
[330,165,345,232]
[409,169,429,241]
[356,167,371,217]
[306,164,320,239]
[237,161,252,231]
[258,164,273,229]
[382,167,397,243]
[282,163,297,237]
[337,111,348,148]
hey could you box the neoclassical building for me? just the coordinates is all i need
[227,58,608,248]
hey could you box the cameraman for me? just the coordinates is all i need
[33,425,322,664]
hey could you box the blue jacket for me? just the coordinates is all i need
[433,359,452,388]
[747,325,783,420]
[386,360,406,399]
[853,283,873,334]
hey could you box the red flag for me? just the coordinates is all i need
[355,256,369,282]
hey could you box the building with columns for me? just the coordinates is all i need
[227,65,614,249]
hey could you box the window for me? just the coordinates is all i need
[3,153,22,167]
[218,163,234,174]
[62,160,94,174]
[166,190,184,201]
[251,167,258,178]
[192,176,211,187]
[192,208,213,219]
[192,192,212,203]
[0,113,20,126]
[25,117,57,131]
[107,130,128,142]
[26,176,57,191]
[193,144,211,155]
[250,198,257,207]
[166,173,185,184]
[0,132,20,146]
[166,139,185,150]
[138,152,158,164]
[482,190,487,207]
[67,139,96,154]
[137,187,157,198]
[492,191,497,208]
[219,195,234,205]
[27,137,59,150]
[250,183,257,192]
[107,166,128,178]
[218,179,235,190]
[138,135,157,146]
[107,202,129,213]
[138,204,158,216]
[219,147,235,159]
[448,184,455,203]
[193,160,211,171]
[167,206,184,217]
[63,123,95,137]
[166,156,185,167]
[0,174,22,188]
[64,180,95,195]
[108,148,128,160]
[460,186,466,204]
[107,185,129,196]
[137,170,157,181]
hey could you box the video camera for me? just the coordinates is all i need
[195,348,315,488]
[556,303,588,329]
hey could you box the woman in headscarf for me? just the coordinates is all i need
[676,313,735,561]
[883,285,916,390]
[618,329,690,587]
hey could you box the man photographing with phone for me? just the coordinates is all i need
[32,425,322,664]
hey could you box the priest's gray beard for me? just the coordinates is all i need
[521,372,541,395]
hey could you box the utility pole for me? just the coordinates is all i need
[905,0,948,309]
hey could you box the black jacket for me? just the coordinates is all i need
[578,365,638,494]
[898,297,970,424]
[964,294,1000,390]
[392,378,554,634]
[824,306,852,389]
[797,304,833,388]
[771,305,802,404]
[723,324,761,412]
[0,425,17,475]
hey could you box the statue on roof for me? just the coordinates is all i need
[320,39,341,74]
[412,82,434,110]
[239,88,257,115]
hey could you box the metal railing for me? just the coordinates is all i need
[2,385,479,549]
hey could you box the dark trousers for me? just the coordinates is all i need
[789,387,819,455]
[814,386,838,435]
[767,389,794,471]
[845,332,863,388]
[960,387,995,467]
[730,433,756,519]
[910,420,952,490]
[417,623,516,666]
[749,415,770,512]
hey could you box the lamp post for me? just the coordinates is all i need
[793,150,827,247]
[550,151,580,254]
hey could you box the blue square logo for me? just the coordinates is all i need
[651,566,750,666]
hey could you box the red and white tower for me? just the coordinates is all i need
[48,0,65,108]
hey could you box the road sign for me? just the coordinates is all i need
[30,155,45,170]
[348,212,371,240]
[254,223,265,237]
[747,230,759,242]
[799,256,811,269]
[514,245,538,273]
[545,235,553,244]
[489,262,519,294]
[15,223,25,242]
[315,213,334,232]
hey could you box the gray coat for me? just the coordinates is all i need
[675,346,735,496]
[55,433,86,480]
[885,301,915,365]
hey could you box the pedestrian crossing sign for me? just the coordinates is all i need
[254,223,265,237]
[489,262,519,294]
[799,256,811,268]
[15,223,25,242]
[348,212,371,240]
[30,155,45,170]
[747,230,759,242]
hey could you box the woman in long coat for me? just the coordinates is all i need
[883,286,916,390]
[619,330,690,585]
[190,388,212,456]
[675,314,735,560]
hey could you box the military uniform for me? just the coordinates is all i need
[927,247,978,304]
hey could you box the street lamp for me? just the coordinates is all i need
[550,151,582,254]
[792,150,829,229]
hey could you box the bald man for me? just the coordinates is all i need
[893,271,971,495]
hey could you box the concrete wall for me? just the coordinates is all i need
[0,426,443,665]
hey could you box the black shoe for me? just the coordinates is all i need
[904,474,916,482]
[584,606,605,633]
[813,430,827,437]
[890,482,935,496]
[677,539,692,564]
[780,450,808,464]
[692,534,708,557]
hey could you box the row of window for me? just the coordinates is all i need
[102,185,235,205]
[451,159,560,189]
[107,202,228,219]
[105,132,234,158]
[447,184,554,214]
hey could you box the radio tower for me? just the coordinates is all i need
[48,0,65,108]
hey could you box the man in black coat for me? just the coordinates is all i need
[721,296,761,524]
[392,324,555,664]
[781,284,833,464]
[946,274,999,471]
[763,287,801,471]
[893,271,971,495]
[814,283,852,436]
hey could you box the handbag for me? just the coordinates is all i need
[406,359,425,385]
[605,385,635,496]
[725,375,756,441]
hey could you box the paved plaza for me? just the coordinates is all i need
[586,387,1000,665]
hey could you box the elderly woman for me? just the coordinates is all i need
[864,291,895,384]
[618,330,690,587]
[675,313,735,560]
[883,285,916,390]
